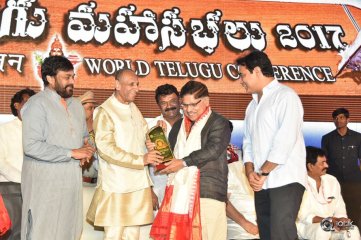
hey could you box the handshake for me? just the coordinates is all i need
[321,217,354,237]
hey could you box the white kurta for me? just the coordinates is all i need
[0,117,23,239]
[297,174,360,239]
[148,115,171,205]
[0,118,22,183]
[87,94,153,227]
[227,160,259,240]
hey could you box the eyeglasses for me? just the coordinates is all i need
[180,99,202,109]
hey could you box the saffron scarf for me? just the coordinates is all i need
[0,194,11,236]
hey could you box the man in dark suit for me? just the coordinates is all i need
[321,108,361,230]
[160,80,231,240]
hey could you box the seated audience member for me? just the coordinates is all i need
[297,146,360,240]
[226,122,259,240]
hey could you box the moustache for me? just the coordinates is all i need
[65,84,74,89]
[322,167,328,171]
[165,107,177,112]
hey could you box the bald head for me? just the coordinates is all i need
[115,69,136,83]
[114,69,139,104]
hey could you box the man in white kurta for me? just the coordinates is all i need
[87,69,163,240]
[297,146,360,240]
[0,88,35,239]
[141,84,182,239]
[148,84,182,208]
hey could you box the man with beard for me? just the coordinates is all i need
[87,69,163,239]
[297,146,360,240]
[21,56,95,240]
[322,108,361,230]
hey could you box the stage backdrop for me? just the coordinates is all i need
[1,0,361,120]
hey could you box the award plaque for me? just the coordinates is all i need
[148,126,174,171]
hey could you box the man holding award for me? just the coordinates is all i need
[86,69,163,240]
[150,80,231,240]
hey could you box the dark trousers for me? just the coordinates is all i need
[255,182,304,240]
[341,182,361,230]
[0,182,22,240]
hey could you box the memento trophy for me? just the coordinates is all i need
[148,126,174,171]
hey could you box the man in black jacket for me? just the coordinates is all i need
[161,80,231,240]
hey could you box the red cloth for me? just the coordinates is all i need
[150,172,202,240]
[227,145,239,164]
[0,194,11,236]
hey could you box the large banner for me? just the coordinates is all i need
[1,0,361,117]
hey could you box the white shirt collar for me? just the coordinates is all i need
[252,79,279,103]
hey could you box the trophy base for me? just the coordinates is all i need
[155,161,171,172]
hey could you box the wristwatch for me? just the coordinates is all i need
[259,170,269,176]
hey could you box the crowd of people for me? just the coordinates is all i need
[0,51,360,240]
